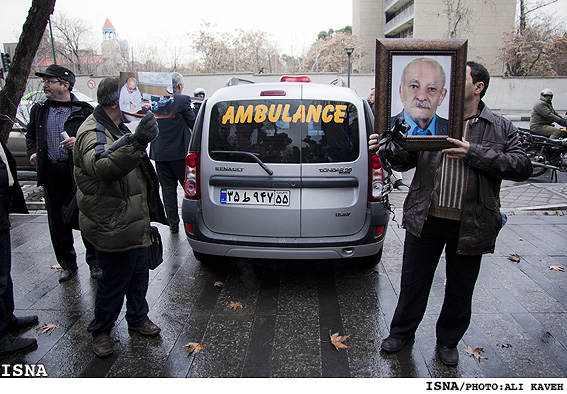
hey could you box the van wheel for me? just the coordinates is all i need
[193,251,217,264]
[356,247,383,268]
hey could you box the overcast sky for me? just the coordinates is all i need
[2,0,566,61]
[1,0,353,57]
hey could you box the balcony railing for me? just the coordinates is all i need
[385,2,415,32]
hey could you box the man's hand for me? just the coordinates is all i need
[369,133,380,151]
[134,113,159,144]
[443,137,470,159]
[59,136,75,150]
[29,153,36,166]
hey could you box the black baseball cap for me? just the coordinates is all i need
[36,64,75,87]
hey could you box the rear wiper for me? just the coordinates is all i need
[211,151,273,175]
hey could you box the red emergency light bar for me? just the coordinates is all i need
[280,75,311,83]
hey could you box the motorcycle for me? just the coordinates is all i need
[519,128,567,181]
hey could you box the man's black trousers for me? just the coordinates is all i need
[389,215,482,348]
[44,162,96,270]
[155,160,185,228]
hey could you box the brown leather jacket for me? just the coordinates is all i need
[389,103,532,255]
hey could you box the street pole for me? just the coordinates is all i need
[48,16,56,65]
[345,47,354,87]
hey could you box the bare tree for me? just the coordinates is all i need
[0,0,56,142]
[303,32,366,73]
[50,11,97,74]
[499,19,565,76]
[190,23,284,74]
[519,0,559,33]
[499,0,566,76]
[443,0,473,38]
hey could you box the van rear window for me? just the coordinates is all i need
[209,99,359,164]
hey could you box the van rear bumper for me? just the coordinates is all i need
[182,199,390,260]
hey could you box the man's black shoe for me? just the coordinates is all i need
[437,342,459,366]
[0,335,37,356]
[90,265,102,280]
[8,315,38,331]
[381,336,412,353]
[59,267,77,282]
[170,225,179,234]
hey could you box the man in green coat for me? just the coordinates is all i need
[73,77,167,358]
[530,89,567,139]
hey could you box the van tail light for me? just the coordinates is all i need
[280,75,311,83]
[184,152,200,200]
[368,153,385,202]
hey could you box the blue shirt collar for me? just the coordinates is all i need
[403,110,437,136]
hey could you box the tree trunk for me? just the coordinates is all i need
[519,0,526,33]
[0,0,56,143]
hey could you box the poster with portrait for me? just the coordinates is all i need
[375,39,467,151]
[119,71,174,120]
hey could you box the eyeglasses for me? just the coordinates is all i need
[42,79,61,86]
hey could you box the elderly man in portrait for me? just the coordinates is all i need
[393,57,449,136]
[119,77,143,113]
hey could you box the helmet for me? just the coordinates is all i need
[541,88,553,97]
[194,88,205,98]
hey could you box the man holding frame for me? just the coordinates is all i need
[369,61,532,366]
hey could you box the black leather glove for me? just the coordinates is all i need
[378,118,408,172]
[557,117,567,128]
[134,113,159,144]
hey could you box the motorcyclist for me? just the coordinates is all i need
[193,88,205,113]
[530,89,567,139]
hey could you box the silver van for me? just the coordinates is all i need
[182,76,390,264]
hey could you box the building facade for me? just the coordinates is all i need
[353,0,517,74]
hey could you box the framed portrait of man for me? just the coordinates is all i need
[375,39,467,150]
[119,71,175,120]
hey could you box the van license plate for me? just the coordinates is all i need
[220,189,290,206]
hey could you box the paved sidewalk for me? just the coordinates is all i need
[3,179,566,380]
[388,182,567,217]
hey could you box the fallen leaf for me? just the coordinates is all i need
[498,343,513,348]
[519,238,524,241]
[50,264,63,273]
[36,322,60,335]
[508,254,521,262]
[329,330,350,351]
[183,342,204,356]
[549,265,565,272]
[214,281,224,287]
[464,345,488,360]
[229,301,243,311]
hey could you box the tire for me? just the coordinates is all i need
[526,146,549,178]
[193,251,218,264]
[355,247,383,268]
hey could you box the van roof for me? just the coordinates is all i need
[209,81,362,103]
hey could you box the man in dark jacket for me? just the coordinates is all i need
[73,77,167,358]
[150,72,195,233]
[0,141,38,356]
[369,61,532,366]
[25,64,99,282]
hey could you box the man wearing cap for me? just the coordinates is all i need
[25,64,100,282]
